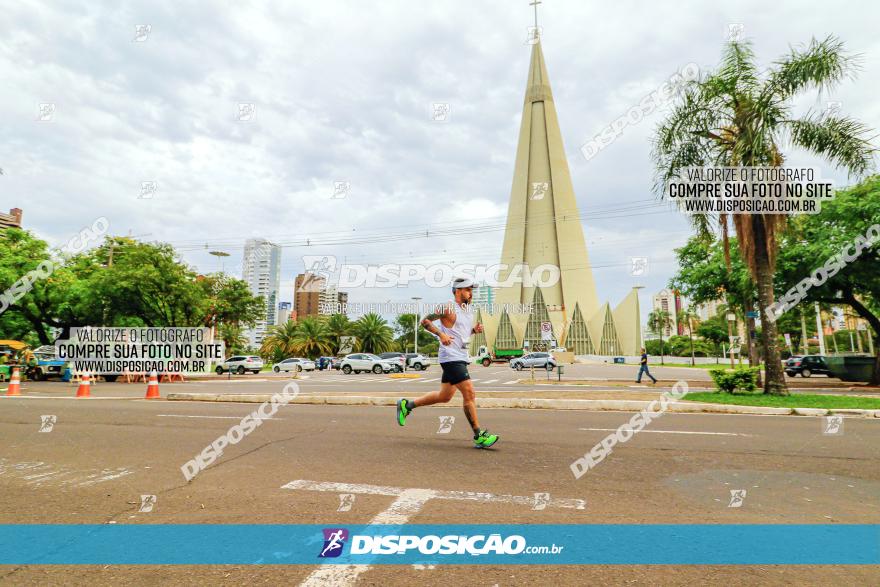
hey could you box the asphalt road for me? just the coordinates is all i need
[1,384,878,585]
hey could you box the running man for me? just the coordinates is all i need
[396,277,499,448]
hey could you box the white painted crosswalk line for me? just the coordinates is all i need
[503,380,518,385]
[483,379,498,384]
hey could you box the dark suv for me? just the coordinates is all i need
[785,355,832,378]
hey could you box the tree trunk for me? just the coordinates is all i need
[745,299,762,387]
[753,219,787,395]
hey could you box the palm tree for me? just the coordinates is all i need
[353,312,394,354]
[260,320,299,360]
[290,317,332,358]
[677,307,699,366]
[647,309,673,365]
[653,36,874,395]
[325,313,352,354]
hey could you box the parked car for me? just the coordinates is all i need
[339,353,396,374]
[404,353,432,370]
[378,352,406,372]
[272,357,316,373]
[509,352,556,371]
[216,355,264,375]
[785,355,832,378]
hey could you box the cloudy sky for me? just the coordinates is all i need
[3,0,878,323]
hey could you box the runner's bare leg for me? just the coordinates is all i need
[413,382,455,408]
[455,379,480,433]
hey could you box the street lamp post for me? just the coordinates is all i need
[209,250,230,274]
[412,297,422,356]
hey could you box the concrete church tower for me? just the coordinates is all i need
[478,33,642,357]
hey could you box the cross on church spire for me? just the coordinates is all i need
[529,0,542,28]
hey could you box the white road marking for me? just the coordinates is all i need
[157,414,283,420]
[201,379,269,383]
[287,479,584,586]
[421,378,441,383]
[483,379,498,384]
[0,396,138,400]
[503,380,518,385]
[578,428,750,436]
[0,459,134,487]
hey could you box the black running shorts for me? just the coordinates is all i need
[440,360,470,385]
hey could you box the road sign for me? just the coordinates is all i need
[338,336,356,354]
[746,311,758,319]
[540,321,553,341]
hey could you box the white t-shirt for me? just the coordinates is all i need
[436,303,473,364]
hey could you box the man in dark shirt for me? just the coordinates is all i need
[636,347,657,384]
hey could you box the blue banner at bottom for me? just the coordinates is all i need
[0,525,877,565]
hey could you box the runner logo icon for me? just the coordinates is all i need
[319,528,349,558]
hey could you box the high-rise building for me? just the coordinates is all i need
[473,282,495,308]
[652,289,680,338]
[0,208,23,229]
[695,299,722,322]
[480,34,641,356]
[337,291,349,312]
[242,238,281,347]
[294,272,325,318]
[276,302,292,326]
[318,284,338,315]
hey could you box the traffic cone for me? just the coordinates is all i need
[75,373,91,398]
[145,370,160,399]
[6,368,21,396]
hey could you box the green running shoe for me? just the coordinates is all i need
[396,398,411,426]
[473,429,499,448]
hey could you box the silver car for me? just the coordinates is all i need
[509,352,556,371]
[340,353,396,374]
[272,357,316,373]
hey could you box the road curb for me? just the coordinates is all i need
[165,393,876,417]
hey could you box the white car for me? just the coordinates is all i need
[272,358,316,373]
[215,355,264,375]
[340,353,396,374]
[405,353,432,370]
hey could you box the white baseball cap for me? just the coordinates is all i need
[451,277,478,290]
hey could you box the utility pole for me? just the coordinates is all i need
[814,302,826,356]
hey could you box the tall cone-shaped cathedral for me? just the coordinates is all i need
[476,37,642,357]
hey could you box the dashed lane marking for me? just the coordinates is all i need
[578,427,750,436]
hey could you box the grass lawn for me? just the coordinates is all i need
[683,391,880,409]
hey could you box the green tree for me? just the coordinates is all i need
[393,313,434,352]
[290,317,332,358]
[774,177,880,383]
[218,323,248,357]
[653,36,875,394]
[260,320,300,361]
[198,273,265,329]
[353,313,394,354]
[696,310,732,357]
[325,313,352,355]
[647,309,672,365]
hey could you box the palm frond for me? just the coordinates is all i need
[785,113,876,177]
[764,35,860,101]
